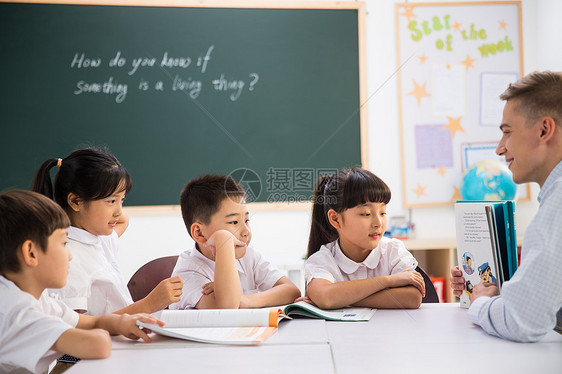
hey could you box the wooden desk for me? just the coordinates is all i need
[68,304,561,374]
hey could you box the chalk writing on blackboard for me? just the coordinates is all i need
[70,45,260,103]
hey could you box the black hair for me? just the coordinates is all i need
[31,147,132,213]
[306,168,391,258]
[180,174,246,238]
[0,190,70,274]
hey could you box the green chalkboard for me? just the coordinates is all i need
[0,2,363,205]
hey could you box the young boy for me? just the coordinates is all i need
[0,190,164,373]
[170,174,301,309]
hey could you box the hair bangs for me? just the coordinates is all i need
[91,165,132,200]
[341,169,391,209]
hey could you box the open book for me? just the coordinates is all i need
[455,201,518,308]
[137,308,287,345]
[137,303,376,345]
[279,301,376,321]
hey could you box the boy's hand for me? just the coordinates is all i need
[205,229,247,258]
[145,276,183,311]
[294,296,315,305]
[388,270,425,297]
[202,281,215,295]
[450,266,466,297]
[116,313,165,343]
[469,282,498,304]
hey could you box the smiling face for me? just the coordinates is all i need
[496,99,544,185]
[331,202,387,262]
[198,197,251,259]
[71,187,126,236]
[36,228,71,289]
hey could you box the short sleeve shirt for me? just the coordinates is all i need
[0,276,79,374]
[169,245,285,309]
[48,226,133,315]
[304,237,418,285]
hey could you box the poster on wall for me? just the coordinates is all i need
[395,1,529,207]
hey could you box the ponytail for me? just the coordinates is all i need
[31,158,60,200]
[306,168,391,258]
[307,174,337,258]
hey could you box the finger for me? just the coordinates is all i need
[133,327,152,343]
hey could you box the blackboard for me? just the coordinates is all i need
[0,1,366,206]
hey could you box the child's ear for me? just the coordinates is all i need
[20,240,39,267]
[191,222,207,245]
[327,209,342,230]
[67,192,82,212]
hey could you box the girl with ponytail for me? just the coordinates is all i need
[32,147,182,316]
[304,168,425,309]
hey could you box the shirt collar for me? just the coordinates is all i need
[333,240,382,274]
[192,244,245,274]
[67,226,100,245]
[538,160,562,203]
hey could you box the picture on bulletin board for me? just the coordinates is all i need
[395,1,529,207]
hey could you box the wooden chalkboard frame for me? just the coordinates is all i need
[2,0,368,214]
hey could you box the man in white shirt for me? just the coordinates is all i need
[450,71,562,342]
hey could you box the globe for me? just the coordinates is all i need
[460,159,517,201]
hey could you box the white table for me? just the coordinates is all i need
[68,304,562,374]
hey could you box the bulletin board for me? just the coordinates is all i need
[395,1,529,207]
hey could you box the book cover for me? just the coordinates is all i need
[455,201,515,308]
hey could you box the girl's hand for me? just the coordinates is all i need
[145,276,183,311]
[293,296,315,305]
[389,270,425,297]
[201,281,215,295]
[116,313,165,343]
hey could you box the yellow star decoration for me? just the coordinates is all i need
[413,184,427,199]
[436,167,446,176]
[443,116,465,138]
[418,54,428,64]
[450,186,462,202]
[407,80,431,107]
[453,21,461,31]
[461,55,476,71]
[400,5,416,21]
[499,20,508,30]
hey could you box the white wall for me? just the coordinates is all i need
[118,0,560,283]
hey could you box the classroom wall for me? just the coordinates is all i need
[118,0,560,283]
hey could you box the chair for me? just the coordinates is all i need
[127,255,179,302]
[416,266,440,303]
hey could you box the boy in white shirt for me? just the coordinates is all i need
[0,190,163,373]
[170,174,301,309]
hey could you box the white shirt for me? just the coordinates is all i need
[48,226,133,316]
[304,237,418,285]
[169,245,285,309]
[468,160,562,342]
[0,276,79,374]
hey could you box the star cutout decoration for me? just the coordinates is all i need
[436,167,446,176]
[460,55,476,71]
[400,5,416,21]
[407,80,431,107]
[453,21,461,31]
[418,54,428,64]
[443,116,465,138]
[450,186,462,202]
[499,20,508,31]
[413,184,427,199]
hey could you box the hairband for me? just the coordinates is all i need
[56,158,62,168]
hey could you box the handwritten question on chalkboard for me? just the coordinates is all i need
[70,46,260,103]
